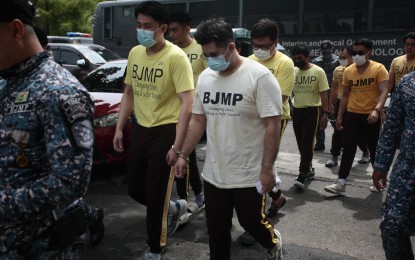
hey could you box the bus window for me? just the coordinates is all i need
[104,7,112,39]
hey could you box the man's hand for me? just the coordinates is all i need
[368,109,380,124]
[372,170,387,191]
[174,157,187,178]
[113,129,124,153]
[320,116,328,130]
[336,118,343,130]
[166,149,178,166]
[259,168,276,193]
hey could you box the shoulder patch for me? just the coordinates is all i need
[62,98,90,123]
[71,120,94,149]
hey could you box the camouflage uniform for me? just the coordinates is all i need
[312,54,340,148]
[373,71,415,259]
[0,52,94,259]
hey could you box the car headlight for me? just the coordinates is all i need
[94,113,119,128]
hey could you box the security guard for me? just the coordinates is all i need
[0,0,94,258]
[372,71,415,259]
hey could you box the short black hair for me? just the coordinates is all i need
[291,43,310,56]
[170,10,192,28]
[135,1,169,25]
[250,18,279,42]
[353,38,373,51]
[194,19,234,48]
[340,45,353,56]
[404,32,415,43]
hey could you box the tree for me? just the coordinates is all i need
[33,0,106,35]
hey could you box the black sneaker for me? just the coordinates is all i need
[305,168,315,181]
[294,172,306,189]
[89,208,105,247]
[313,144,325,151]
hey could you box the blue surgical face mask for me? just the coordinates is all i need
[206,47,231,72]
[136,26,161,48]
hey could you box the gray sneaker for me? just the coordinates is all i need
[324,182,346,195]
[264,229,283,260]
[167,199,187,236]
[305,167,315,181]
[293,172,306,189]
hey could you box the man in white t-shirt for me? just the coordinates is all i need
[174,19,283,260]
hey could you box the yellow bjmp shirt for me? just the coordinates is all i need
[332,66,345,99]
[342,61,388,114]
[292,65,329,108]
[389,55,415,87]
[125,41,194,127]
[182,39,208,86]
[249,51,295,119]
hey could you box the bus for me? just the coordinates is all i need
[93,0,414,67]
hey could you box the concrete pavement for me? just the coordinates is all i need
[81,123,413,260]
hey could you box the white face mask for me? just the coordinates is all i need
[339,58,349,67]
[352,55,367,66]
[253,48,272,61]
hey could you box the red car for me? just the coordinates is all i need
[80,60,132,165]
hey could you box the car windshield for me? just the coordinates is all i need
[89,47,120,62]
[80,62,127,93]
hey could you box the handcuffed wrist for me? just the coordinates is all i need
[171,145,180,155]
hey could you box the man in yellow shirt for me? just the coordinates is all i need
[113,2,194,259]
[326,45,369,168]
[169,10,207,211]
[291,43,329,189]
[249,18,294,217]
[389,32,415,92]
[325,38,389,196]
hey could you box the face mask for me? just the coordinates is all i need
[352,55,367,66]
[206,47,231,72]
[294,60,306,69]
[136,27,160,48]
[253,48,272,61]
[339,58,349,67]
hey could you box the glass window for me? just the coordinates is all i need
[104,7,112,39]
[373,0,413,30]
[80,62,127,93]
[189,0,240,28]
[89,47,120,62]
[61,51,82,65]
[123,7,131,17]
[243,0,299,34]
[78,47,107,64]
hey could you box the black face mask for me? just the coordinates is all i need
[294,60,306,69]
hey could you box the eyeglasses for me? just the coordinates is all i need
[201,46,229,59]
[351,50,366,56]
[252,43,274,51]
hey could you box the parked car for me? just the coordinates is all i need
[49,43,121,79]
[79,60,132,165]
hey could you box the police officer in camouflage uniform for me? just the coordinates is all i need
[312,40,339,151]
[372,71,415,259]
[0,0,94,258]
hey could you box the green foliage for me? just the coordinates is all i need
[32,0,106,36]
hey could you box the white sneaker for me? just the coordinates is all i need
[324,182,346,195]
[264,229,283,260]
[167,199,187,236]
[370,186,384,192]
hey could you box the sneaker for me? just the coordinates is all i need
[195,192,205,208]
[167,199,187,236]
[305,168,315,181]
[324,182,346,195]
[266,195,286,218]
[293,172,306,189]
[357,155,370,164]
[264,229,283,260]
[325,157,338,168]
[89,208,105,247]
[313,144,325,151]
[240,231,257,246]
[144,252,164,260]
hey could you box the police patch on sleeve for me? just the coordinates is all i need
[62,98,90,123]
[71,120,94,149]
